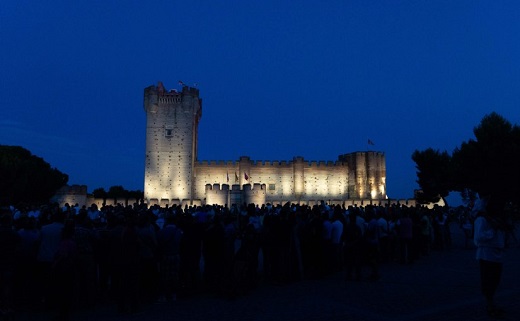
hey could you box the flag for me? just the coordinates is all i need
[244,172,249,180]
[368,139,375,146]
[226,171,229,182]
[235,172,239,182]
[178,80,185,86]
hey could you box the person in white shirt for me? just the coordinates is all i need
[87,204,101,222]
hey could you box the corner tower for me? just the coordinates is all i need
[143,82,202,204]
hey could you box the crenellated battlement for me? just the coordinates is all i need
[197,160,237,166]
[242,183,266,205]
[242,183,266,191]
[205,183,230,191]
[181,85,199,96]
[158,96,182,104]
[255,160,282,166]
[308,160,342,167]
[144,82,200,110]
[196,158,349,168]
[252,160,292,166]
[338,151,385,161]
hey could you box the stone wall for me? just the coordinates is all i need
[189,153,386,206]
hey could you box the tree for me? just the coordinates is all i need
[412,112,520,206]
[127,189,144,203]
[0,145,68,206]
[107,185,126,200]
[452,112,520,202]
[92,187,108,199]
[91,186,143,204]
[411,148,453,203]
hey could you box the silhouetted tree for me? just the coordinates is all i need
[91,186,143,205]
[107,185,126,199]
[127,189,144,203]
[412,112,520,206]
[92,187,108,199]
[0,145,68,206]
[452,112,520,203]
[411,148,453,203]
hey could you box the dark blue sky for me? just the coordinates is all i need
[2,1,519,199]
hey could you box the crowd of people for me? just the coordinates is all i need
[0,200,466,320]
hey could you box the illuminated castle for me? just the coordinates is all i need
[143,82,387,207]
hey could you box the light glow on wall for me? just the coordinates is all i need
[280,172,292,198]
[358,186,364,199]
[315,177,329,195]
[145,175,160,200]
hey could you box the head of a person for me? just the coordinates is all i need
[485,197,505,218]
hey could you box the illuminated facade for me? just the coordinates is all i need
[144,82,387,207]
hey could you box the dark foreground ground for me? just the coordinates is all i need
[18,223,520,321]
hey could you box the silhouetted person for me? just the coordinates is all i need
[73,209,98,307]
[202,214,225,293]
[0,209,21,317]
[179,213,203,296]
[474,198,511,318]
[110,213,141,314]
[343,212,362,281]
[37,208,65,308]
[136,212,158,303]
[157,214,183,302]
[396,208,413,264]
[52,220,78,321]
[330,206,344,273]
[364,207,380,280]
[14,216,40,308]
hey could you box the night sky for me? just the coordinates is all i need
[2,1,519,200]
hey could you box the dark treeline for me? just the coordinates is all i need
[91,186,143,203]
[0,145,68,206]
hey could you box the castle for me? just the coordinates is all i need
[143,82,387,207]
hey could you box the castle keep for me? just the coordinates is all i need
[144,82,387,207]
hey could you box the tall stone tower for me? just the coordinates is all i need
[143,82,202,204]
